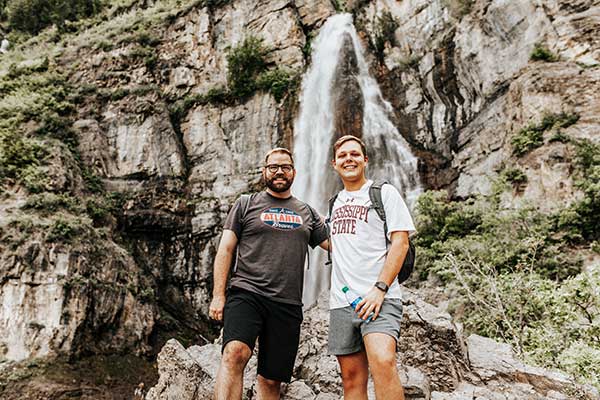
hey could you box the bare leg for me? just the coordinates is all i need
[363,333,404,400]
[214,340,252,400]
[256,375,281,400]
[336,350,369,400]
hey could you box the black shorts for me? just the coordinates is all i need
[222,287,303,382]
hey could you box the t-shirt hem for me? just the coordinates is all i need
[230,284,303,306]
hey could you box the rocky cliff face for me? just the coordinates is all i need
[0,0,598,397]
[359,0,599,203]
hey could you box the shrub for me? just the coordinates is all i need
[46,218,82,242]
[256,68,292,102]
[373,11,398,61]
[414,191,582,281]
[502,167,528,186]
[0,131,46,180]
[511,112,579,156]
[556,139,600,242]
[414,186,598,388]
[226,36,268,99]
[530,43,558,62]
[23,193,82,214]
[6,0,102,34]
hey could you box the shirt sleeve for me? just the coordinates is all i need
[307,204,329,248]
[382,184,416,240]
[223,197,243,239]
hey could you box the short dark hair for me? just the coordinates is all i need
[264,147,294,165]
[332,135,367,159]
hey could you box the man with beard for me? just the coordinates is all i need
[209,148,328,400]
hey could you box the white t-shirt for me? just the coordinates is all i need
[328,180,416,309]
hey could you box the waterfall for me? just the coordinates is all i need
[293,14,422,308]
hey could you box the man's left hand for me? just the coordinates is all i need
[355,287,385,321]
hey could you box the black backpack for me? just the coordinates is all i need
[326,181,415,284]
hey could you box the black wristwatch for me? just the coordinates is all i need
[374,281,389,293]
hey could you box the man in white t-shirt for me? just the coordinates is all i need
[328,135,415,400]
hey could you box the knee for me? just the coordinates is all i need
[368,351,397,375]
[258,375,280,390]
[221,341,252,369]
[340,364,368,388]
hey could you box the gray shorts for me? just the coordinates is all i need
[328,299,403,355]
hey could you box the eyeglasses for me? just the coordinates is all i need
[265,164,294,173]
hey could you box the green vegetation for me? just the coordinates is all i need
[501,167,528,187]
[256,68,293,102]
[556,139,600,243]
[225,36,296,101]
[415,192,600,385]
[530,43,558,62]
[414,177,599,388]
[0,131,46,182]
[46,217,89,243]
[226,36,268,98]
[169,36,294,126]
[23,193,83,214]
[4,0,102,34]
[511,112,579,156]
[332,0,346,13]
[373,11,398,61]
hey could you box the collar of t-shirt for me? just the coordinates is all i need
[340,179,373,200]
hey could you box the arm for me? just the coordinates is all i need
[318,239,329,251]
[355,230,409,320]
[208,230,238,321]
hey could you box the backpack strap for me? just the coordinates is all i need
[369,180,389,243]
[368,181,416,284]
[325,193,339,266]
[239,193,252,220]
[303,202,321,271]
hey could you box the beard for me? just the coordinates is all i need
[265,175,293,192]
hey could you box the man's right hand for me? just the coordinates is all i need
[209,295,226,321]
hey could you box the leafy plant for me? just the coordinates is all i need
[6,0,102,34]
[226,36,268,99]
[46,218,83,242]
[502,167,528,186]
[414,187,598,388]
[511,112,579,156]
[556,139,600,242]
[530,43,558,62]
[256,68,292,102]
[373,11,398,61]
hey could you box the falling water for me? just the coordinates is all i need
[294,14,422,307]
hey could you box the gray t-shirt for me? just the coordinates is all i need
[224,191,328,305]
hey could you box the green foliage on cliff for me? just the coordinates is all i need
[414,186,599,388]
[256,68,293,103]
[511,112,579,156]
[373,11,398,61]
[227,36,269,98]
[4,0,102,34]
[225,36,295,102]
[556,139,600,242]
[530,43,558,62]
[501,167,528,186]
[0,131,46,182]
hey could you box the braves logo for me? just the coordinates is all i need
[261,207,303,230]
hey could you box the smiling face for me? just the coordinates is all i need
[332,139,368,186]
[263,151,296,194]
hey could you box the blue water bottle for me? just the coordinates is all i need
[342,286,373,323]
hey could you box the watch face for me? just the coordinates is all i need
[375,281,388,292]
